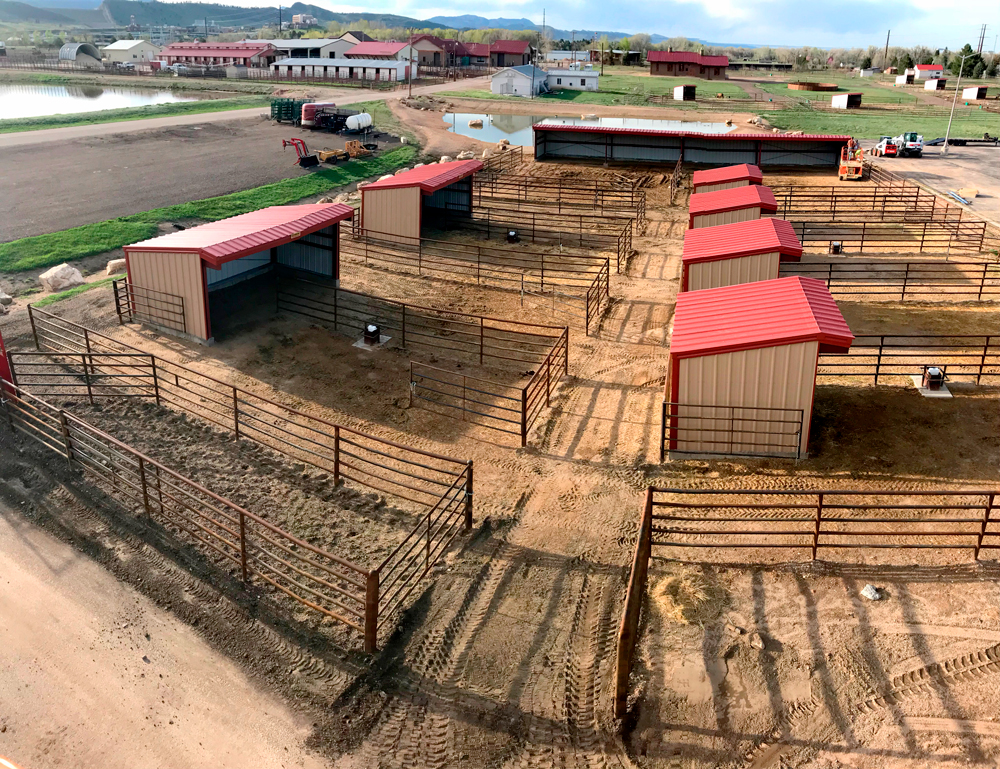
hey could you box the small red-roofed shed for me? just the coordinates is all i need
[681,218,802,292]
[688,184,778,229]
[360,159,484,242]
[665,276,853,457]
[123,204,354,342]
[691,163,764,193]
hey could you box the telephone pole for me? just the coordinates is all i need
[976,24,987,55]
[277,5,282,34]
[881,29,890,70]
[204,16,208,39]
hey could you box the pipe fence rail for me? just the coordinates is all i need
[435,205,635,272]
[771,185,966,224]
[112,279,187,334]
[341,228,610,334]
[473,174,646,222]
[613,486,1000,717]
[786,219,995,255]
[22,305,474,649]
[480,146,524,175]
[817,334,1000,385]
[660,402,805,461]
[5,351,158,403]
[779,260,1000,301]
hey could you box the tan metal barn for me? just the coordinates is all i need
[681,218,802,292]
[665,276,853,458]
[688,184,778,228]
[691,163,763,193]
[123,204,354,343]
[360,159,483,242]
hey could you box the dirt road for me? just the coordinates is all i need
[0,500,327,769]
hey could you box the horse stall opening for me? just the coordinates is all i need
[121,204,355,343]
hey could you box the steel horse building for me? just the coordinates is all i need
[532,123,850,167]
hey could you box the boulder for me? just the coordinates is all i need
[377,174,395,181]
[413,163,425,168]
[400,136,409,144]
[481,149,492,159]
[456,150,475,160]
[0,292,12,307]
[498,139,510,146]
[439,155,453,163]
[393,167,412,175]
[39,263,84,293]
[105,258,127,276]
[468,118,484,128]
[356,181,370,190]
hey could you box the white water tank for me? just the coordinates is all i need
[345,113,373,132]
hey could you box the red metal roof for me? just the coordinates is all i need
[647,50,729,67]
[689,185,778,225]
[670,276,854,358]
[682,218,802,265]
[464,43,489,57]
[915,64,942,70]
[345,41,408,57]
[531,123,851,144]
[692,163,763,188]
[363,160,484,194]
[124,204,354,268]
[490,40,530,55]
[159,42,274,58]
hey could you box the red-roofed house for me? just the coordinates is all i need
[410,34,445,66]
[463,43,490,66]
[490,40,533,67]
[360,160,484,242]
[647,49,729,79]
[159,41,277,67]
[665,276,853,457]
[344,41,414,61]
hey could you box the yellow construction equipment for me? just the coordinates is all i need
[838,138,864,181]
[345,140,372,158]
[317,148,350,163]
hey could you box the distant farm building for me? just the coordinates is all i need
[101,39,160,63]
[895,73,914,85]
[831,92,862,109]
[914,64,944,79]
[252,38,354,59]
[271,58,412,80]
[490,40,533,67]
[343,41,414,61]
[681,218,802,292]
[691,163,763,193]
[673,84,696,101]
[58,42,102,67]
[924,78,947,91]
[647,50,728,80]
[159,42,277,67]
[547,70,599,91]
[360,160,483,242]
[963,86,988,100]
[688,185,778,228]
[491,65,549,97]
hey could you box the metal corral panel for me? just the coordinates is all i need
[759,141,842,167]
[675,340,819,454]
[361,186,421,242]
[684,138,758,166]
[207,248,270,290]
[277,225,337,276]
[424,178,472,216]
[691,206,761,228]
[126,250,208,341]
[686,251,780,291]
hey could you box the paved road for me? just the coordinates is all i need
[0,504,327,769]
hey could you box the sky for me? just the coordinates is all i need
[297,0,998,50]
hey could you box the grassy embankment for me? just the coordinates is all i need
[0,96,271,134]
[765,107,1000,137]
[32,277,116,307]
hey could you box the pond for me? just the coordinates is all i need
[0,84,202,120]
[444,112,734,146]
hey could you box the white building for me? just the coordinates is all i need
[546,50,589,63]
[490,65,550,97]
[914,64,944,79]
[101,39,161,63]
[251,38,353,59]
[271,57,413,81]
[858,67,881,77]
[547,69,599,91]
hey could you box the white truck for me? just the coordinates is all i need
[892,132,924,157]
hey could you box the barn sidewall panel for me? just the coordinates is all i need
[276,225,338,277]
[206,248,270,290]
[675,340,818,455]
[693,180,751,194]
[362,187,421,242]
[126,250,208,340]
[691,206,761,228]
[687,251,780,291]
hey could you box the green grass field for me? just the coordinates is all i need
[0,145,417,273]
[0,96,271,134]
[754,78,921,105]
[33,277,116,307]
[766,107,999,139]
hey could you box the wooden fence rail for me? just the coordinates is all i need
[612,486,1000,717]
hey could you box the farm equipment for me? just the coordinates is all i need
[345,140,372,158]
[271,98,308,125]
[317,148,351,163]
[838,139,864,181]
[282,138,319,168]
[892,131,924,157]
[870,136,898,157]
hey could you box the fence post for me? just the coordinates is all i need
[901,263,910,302]
[812,493,823,560]
[150,357,161,406]
[978,336,989,386]
[28,306,40,350]
[364,570,380,653]
[975,493,995,561]
[333,426,341,485]
[545,356,551,407]
[239,512,249,583]
[520,388,527,448]
[479,318,484,366]
[402,305,407,349]
[82,354,94,405]
[113,280,124,325]
[138,458,151,519]
[874,336,884,385]
[979,263,988,302]
[233,387,240,438]
[58,410,74,467]
[464,461,474,529]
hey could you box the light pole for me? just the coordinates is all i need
[942,53,971,156]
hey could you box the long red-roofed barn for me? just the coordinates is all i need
[360,160,483,242]
[665,276,853,458]
[123,204,354,343]
[691,164,764,194]
[681,218,802,291]
[688,185,778,228]
[647,50,729,79]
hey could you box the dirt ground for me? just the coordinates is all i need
[2,163,1000,769]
